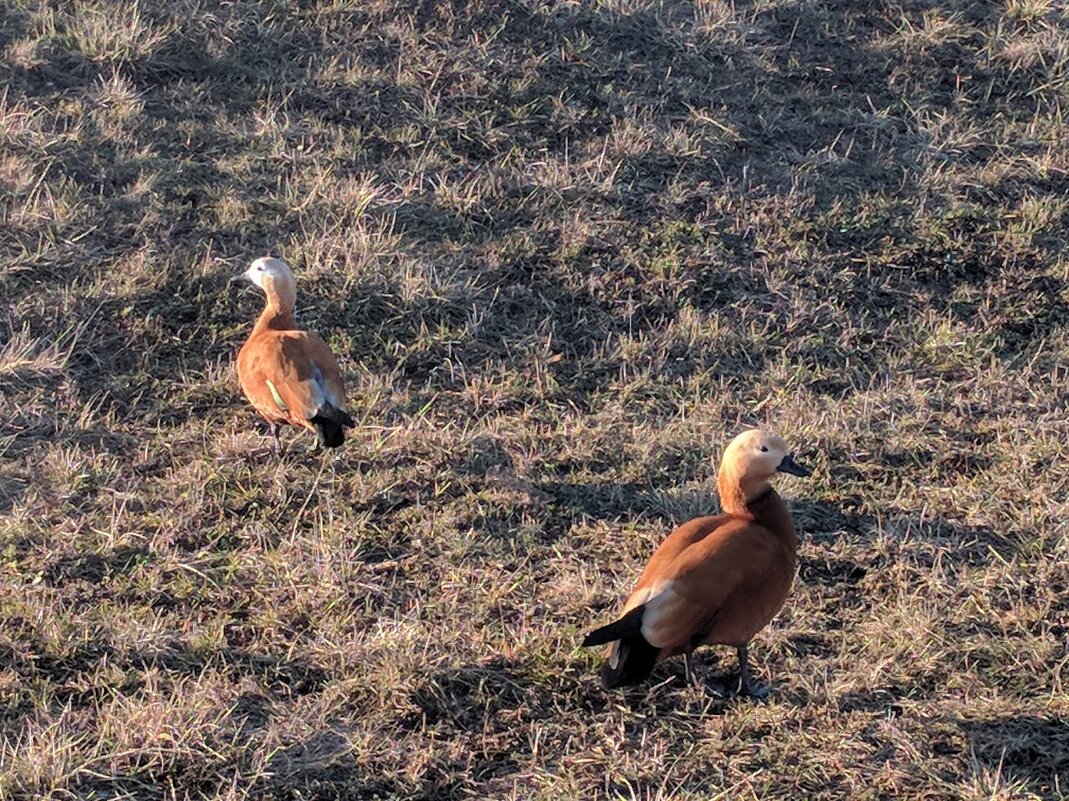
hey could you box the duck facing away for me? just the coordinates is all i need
[233,257,354,453]
[582,429,812,696]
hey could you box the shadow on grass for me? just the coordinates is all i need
[405,657,635,796]
[5,0,1061,420]
[960,716,1069,801]
[130,642,331,696]
[558,490,1030,703]
[42,544,150,587]
[402,653,765,799]
[790,497,1023,567]
[1,632,331,709]
[265,727,415,800]
[0,472,28,514]
[535,471,1023,569]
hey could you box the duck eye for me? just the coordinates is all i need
[760,446,768,452]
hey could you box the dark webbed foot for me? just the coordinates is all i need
[738,678,773,699]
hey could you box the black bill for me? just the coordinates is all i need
[777,453,812,477]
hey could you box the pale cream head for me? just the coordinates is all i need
[243,256,293,290]
[236,257,297,313]
[718,428,811,512]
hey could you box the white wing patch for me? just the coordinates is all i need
[608,586,656,669]
[640,579,685,649]
[607,580,687,665]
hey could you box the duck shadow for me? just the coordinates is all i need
[793,496,1022,571]
[402,656,730,794]
[3,628,331,709]
[403,661,541,795]
[405,658,592,732]
[392,654,783,801]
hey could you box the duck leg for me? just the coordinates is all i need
[736,644,772,699]
[683,613,717,689]
[268,421,283,458]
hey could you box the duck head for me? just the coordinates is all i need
[232,257,297,313]
[718,428,811,513]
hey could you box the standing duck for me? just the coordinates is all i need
[232,257,354,453]
[582,429,812,696]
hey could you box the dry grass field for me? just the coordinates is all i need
[2,0,1069,798]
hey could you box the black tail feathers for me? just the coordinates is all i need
[581,604,646,647]
[599,638,659,689]
[312,404,356,449]
[582,605,659,689]
[312,416,345,448]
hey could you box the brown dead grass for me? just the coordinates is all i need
[2,0,1069,798]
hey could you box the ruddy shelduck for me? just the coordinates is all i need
[582,429,812,696]
[232,257,354,452]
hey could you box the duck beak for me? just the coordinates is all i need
[777,453,812,477]
[230,273,249,285]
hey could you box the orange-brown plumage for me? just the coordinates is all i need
[582,429,812,695]
[233,257,354,451]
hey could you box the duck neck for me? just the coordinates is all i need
[746,487,798,552]
[717,465,771,517]
[253,292,295,332]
